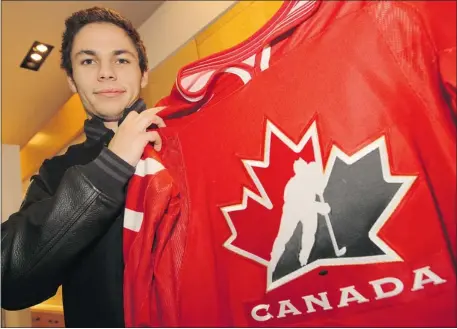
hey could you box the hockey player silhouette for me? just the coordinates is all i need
[270,158,331,272]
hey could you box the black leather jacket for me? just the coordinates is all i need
[1,118,134,327]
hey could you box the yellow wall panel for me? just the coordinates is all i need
[196,1,283,58]
[31,287,63,313]
[141,39,199,107]
[195,1,255,48]
[20,94,85,181]
[142,1,284,106]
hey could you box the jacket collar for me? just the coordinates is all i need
[82,98,147,146]
[84,116,110,143]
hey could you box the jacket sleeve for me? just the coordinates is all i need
[1,147,135,310]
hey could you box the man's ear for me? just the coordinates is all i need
[140,70,149,89]
[67,75,77,93]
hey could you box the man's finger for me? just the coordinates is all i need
[140,106,167,117]
[145,131,162,151]
[123,109,139,123]
[148,106,166,115]
[138,108,167,129]
[150,115,166,128]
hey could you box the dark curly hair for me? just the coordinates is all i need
[60,6,148,77]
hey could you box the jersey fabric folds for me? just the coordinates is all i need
[123,1,456,327]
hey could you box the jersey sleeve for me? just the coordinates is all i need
[123,145,181,327]
[412,1,456,113]
[412,1,457,259]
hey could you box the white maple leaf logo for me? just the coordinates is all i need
[220,119,416,291]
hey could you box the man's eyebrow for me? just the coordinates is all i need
[74,49,137,58]
[75,50,96,57]
[113,49,136,57]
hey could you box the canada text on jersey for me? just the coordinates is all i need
[250,266,447,322]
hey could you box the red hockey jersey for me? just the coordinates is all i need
[123,1,456,327]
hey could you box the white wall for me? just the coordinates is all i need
[1,145,22,222]
[139,0,237,70]
[1,144,32,327]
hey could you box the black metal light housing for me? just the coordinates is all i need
[20,41,54,71]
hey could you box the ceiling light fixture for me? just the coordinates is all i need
[20,41,54,71]
[30,53,43,61]
[35,44,48,53]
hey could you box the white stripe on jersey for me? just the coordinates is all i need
[135,158,166,177]
[124,209,144,232]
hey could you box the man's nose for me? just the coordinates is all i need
[98,62,117,81]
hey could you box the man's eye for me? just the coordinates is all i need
[81,59,94,65]
[117,58,130,64]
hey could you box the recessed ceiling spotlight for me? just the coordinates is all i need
[20,41,54,71]
[30,53,43,61]
[35,44,48,53]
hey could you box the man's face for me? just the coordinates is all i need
[68,22,148,120]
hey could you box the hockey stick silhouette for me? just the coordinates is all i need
[317,194,347,257]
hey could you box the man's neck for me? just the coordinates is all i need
[104,121,119,133]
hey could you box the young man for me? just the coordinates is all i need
[1,7,164,327]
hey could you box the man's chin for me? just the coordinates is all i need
[87,97,132,121]
[91,108,125,122]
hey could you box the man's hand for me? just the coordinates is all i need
[108,107,166,167]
